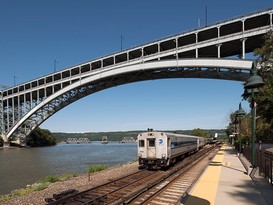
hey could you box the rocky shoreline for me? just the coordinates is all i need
[0,162,139,205]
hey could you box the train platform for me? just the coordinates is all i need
[182,144,273,205]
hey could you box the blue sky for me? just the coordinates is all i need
[0,0,272,132]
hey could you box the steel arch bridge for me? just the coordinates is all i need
[1,7,273,145]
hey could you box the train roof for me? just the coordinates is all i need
[138,131,203,139]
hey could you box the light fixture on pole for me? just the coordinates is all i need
[241,88,258,100]
[235,102,246,153]
[232,117,239,146]
[243,61,264,168]
[235,102,246,117]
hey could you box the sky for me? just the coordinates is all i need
[0,0,272,133]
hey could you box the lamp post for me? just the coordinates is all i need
[232,117,238,147]
[235,102,246,153]
[243,61,264,168]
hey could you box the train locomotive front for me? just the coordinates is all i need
[137,131,205,169]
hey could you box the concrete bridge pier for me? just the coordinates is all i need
[3,141,10,147]
[1,134,10,147]
[11,138,26,147]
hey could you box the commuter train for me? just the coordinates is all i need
[137,130,206,169]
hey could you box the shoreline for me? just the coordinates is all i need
[0,161,139,205]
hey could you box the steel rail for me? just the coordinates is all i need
[122,143,222,205]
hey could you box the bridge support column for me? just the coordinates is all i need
[1,134,10,147]
[3,141,10,147]
[10,138,26,147]
[217,44,222,58]
[241,38,247,59]
[270,13,273,29]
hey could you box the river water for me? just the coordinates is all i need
[0,142,137,195]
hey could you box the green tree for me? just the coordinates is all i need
[0,136,3,147]
[191,128,211,138]
[226,111,252,144]
[253,30,273,140]
[26,128,56,147]
[226,31,273,142]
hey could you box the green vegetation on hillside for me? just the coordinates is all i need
[1,128,225,147]
[52,129,225,142]
[53,130,142,142]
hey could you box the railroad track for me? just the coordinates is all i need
[45,169,164,205]
[123,143,221,205]
[45,143,222,205]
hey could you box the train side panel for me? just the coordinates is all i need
[197,137,206,148]
[168,135,198,158]
[137,131,205,169]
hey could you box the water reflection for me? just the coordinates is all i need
[0,142,137,195]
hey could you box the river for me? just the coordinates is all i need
[0,142,137,195]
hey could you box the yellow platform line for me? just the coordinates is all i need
[184,145,226,205]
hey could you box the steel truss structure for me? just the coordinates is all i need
[1,7,273,144]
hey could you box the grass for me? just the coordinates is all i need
[87,164,108,181]
[0,172,77,202]
[41,175,59,183]
[88,165,107,173]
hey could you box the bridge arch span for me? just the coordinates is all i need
[7,58,252,140]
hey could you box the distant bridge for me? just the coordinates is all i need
[1,7,272,146]
[66,138,90,144]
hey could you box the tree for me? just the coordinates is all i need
[226,31,273,142]
[226,111,252,144]
[26,128,56,147]
[191,128,211,138]
[253,30,273,140]
[0,136,3,147]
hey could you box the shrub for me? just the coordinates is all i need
[87,165,107,181]
[88,165,107,173]
[58,173,77,181]
[42,175,59,183]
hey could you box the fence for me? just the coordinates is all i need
[242,145,273,185]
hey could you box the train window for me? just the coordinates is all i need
[148,138,155,147]
[139,140,145,147]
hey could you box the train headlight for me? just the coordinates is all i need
[161,154,166,159]
[138,153,142,157]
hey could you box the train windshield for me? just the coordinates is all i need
[139,140,145,147]
[148,138,155,147]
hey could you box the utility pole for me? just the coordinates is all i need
[54,60,58,72]
[13,76,16,86]
[121,35,124,51]
[205,6,208,26]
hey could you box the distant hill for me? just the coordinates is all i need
[52,129,226,142]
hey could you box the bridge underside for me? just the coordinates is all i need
[3,59,252,144]
[2,7,272,145]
